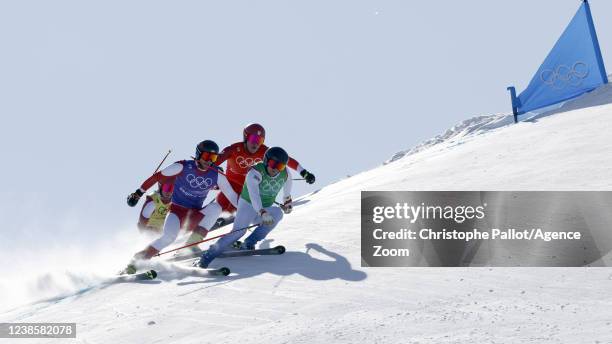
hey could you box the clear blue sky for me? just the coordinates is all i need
[1,0,611,249]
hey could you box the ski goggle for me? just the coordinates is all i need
[246,134,264,145]
[266,159,286,171]
[199,151,218,162]
[161,184,174,193]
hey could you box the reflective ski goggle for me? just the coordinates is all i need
[247,134,264,145]
[199,151,218,162]
[161,184,174,194]
[266,159,286,171]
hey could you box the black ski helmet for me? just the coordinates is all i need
[264,146,289,166]
[195,140,219,159]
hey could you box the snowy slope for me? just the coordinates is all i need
[2,88,612,343]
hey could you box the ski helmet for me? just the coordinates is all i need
[243,123,266,145]
[195,140,220,162]
[264,146,289,171]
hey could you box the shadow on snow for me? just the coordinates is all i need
[171,241,367,287]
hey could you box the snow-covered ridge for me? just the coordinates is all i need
[385,113,513,164]
[386,77,612,165]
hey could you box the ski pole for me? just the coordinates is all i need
[292,178,305,181]
[154,149,172,173]
[209,164,228,177]
[154,223,259,257]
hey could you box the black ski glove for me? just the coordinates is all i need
[127,189,144,207]
[300,170,316,184]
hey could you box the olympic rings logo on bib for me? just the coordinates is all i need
[157,206,168,216]
[261,178,284,193]
[540,61,589,90]
[186,174,214,190]
[236,156,262,169]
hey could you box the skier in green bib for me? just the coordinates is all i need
[198,146,293,268]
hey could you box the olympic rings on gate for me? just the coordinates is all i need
[540,61,589,90]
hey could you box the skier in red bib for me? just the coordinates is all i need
[215,123,315,215]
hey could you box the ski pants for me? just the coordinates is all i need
[150,202,222,251]
[206,198,283,257]
[216,178,242,213]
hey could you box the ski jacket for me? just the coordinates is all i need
[139,160,238,209]
[216,142,303,186]
[240,163,292,213]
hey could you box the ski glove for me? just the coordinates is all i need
[300,170,316,184]
[127,189,144,207]
[260,210,275,226]
[280,197,293,214]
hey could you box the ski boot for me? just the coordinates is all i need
[123,246,159,275]
[120,261,138,275]
[210,217,226,230]
[240,241,255,251]
[196,250,215,269]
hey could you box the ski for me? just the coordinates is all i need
[217,245,286,258]
[134,269,158,280]
[117,269,158,281]
[204,267,231,276]
[167,241,243,263]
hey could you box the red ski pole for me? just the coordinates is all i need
[154,223,259,257]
